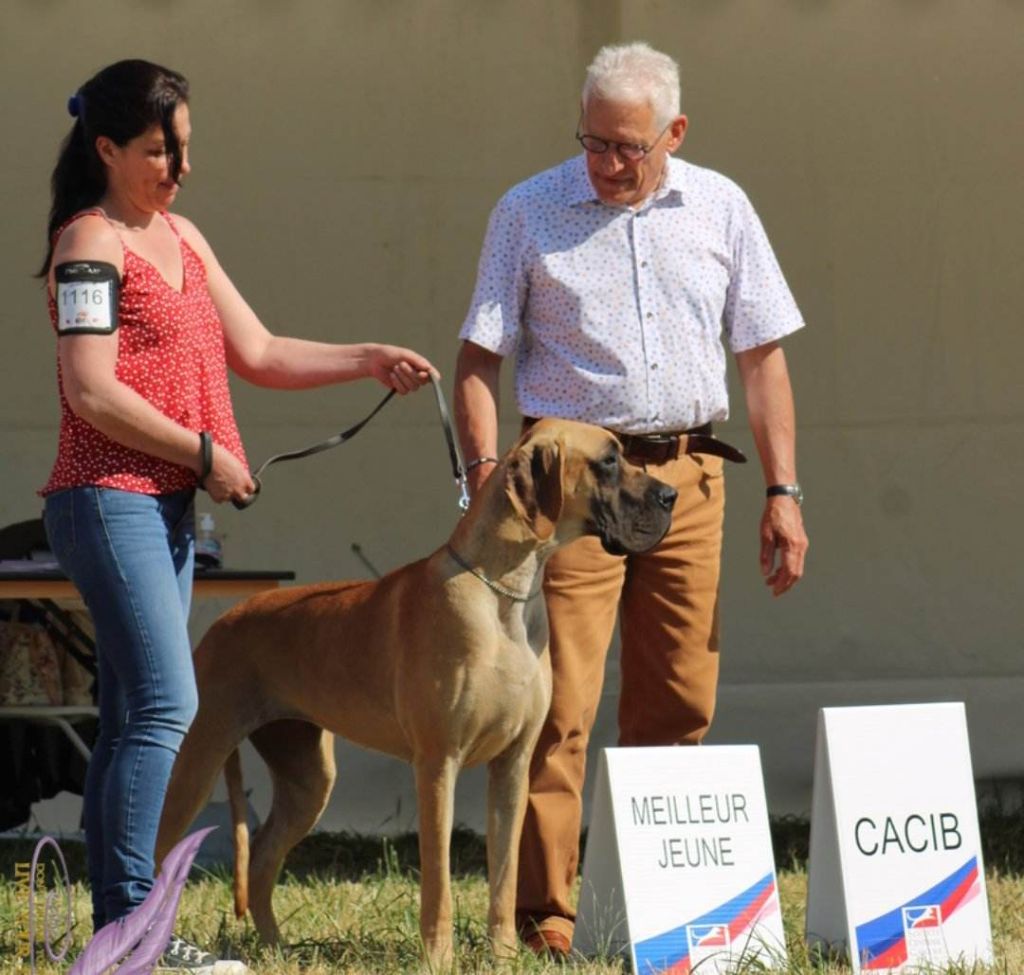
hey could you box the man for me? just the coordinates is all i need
[454,41,808,957]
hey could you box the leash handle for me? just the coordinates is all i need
[231,474,262,511]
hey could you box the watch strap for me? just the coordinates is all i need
[766,483,802,502]
[198,431,213,488]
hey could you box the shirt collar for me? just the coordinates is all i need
[564,154,687,210]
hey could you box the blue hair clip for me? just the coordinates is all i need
[67,93,81,118]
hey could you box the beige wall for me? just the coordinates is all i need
[3,1,1022,830]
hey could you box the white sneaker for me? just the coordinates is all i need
[155,935,250,974]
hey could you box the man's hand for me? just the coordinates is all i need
[735,342,808,596]
[759,496,808,596]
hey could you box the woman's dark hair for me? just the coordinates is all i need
[38,59,189,276]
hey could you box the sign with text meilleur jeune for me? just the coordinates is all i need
[574,746,786,974]
[805,703,993,973]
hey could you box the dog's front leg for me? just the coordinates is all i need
[485,737,536,959]
[414,753,458,968]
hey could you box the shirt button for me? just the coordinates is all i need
[646,312,653,319]
[641,261,648,268]
[651,362,659,370]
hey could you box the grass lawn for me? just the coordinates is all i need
[1,817,1022,973]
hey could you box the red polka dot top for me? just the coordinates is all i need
[40,211,247,496]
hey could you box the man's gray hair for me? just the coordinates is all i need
[582,42,681,127]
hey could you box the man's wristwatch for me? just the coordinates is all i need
[766,483,803,506]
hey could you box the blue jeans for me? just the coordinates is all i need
[43,487,198,929]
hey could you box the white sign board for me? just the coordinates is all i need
[575,746,786,974]
[806,703,993,973]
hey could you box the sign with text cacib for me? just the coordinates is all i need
[805,703,993,973]
[574,746,786,973]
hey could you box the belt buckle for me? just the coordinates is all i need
[623,432,680,464]
[654,434,680,463]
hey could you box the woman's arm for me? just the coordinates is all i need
[50,217,255,502]
[174,216,437,392]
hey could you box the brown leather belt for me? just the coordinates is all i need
[521,418,747,465]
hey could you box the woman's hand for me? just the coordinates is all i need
[202,443,257,505]
[366,344,438,394]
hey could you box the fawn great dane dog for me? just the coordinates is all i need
[156,418,676,965]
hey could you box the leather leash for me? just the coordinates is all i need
[233,374,470,512]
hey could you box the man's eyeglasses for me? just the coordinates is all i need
[575,120,673,162]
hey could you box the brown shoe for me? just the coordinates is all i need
[522,928,572,960]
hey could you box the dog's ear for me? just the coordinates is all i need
[505,439,564,540]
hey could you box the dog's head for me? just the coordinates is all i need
[504,419,676,554]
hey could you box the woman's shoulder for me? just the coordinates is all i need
[165,211,220,273]
[165,211,209,253]
[52,212,122,268]
[53,212,120,259]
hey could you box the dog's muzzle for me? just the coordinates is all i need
[595,478,677,556]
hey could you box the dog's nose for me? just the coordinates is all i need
[655,484,678,510]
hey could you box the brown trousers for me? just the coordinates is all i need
[515,450,726,939]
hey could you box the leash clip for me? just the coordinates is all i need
[456,475,471,514]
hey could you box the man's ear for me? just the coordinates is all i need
[667,114,688,153]
[505,439,564,540]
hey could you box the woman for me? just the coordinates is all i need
[39,59,435,972]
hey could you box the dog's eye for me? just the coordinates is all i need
[599,452,619,470]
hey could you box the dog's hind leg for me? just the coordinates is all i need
[156,696,250,865]
[246,720,337,945]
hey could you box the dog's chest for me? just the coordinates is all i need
[456,610,549,729]
[458,632,549,765]
[497,598,548,659]
[471,621,545,693]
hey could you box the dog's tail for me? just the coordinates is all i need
[224,748,250,919]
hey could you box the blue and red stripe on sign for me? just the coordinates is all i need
[855,856,980,970]
[632,872,777,974]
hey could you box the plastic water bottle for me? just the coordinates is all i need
[195,512,223,568]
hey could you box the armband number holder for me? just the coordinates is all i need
[55,261,120,335]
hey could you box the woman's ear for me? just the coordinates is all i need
[94,135,118,169]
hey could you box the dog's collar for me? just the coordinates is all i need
[444,544,542,603]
